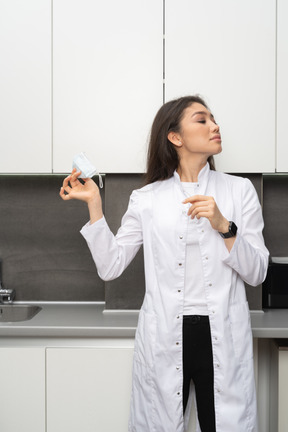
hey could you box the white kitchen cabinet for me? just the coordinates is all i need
[46,346,134,432]
[53,0,163,174]
[165,0,276,173]
[0,336,261,432]
[0,0,51,173]
[0,347,45,432]
[270,341,288,432]
[276,0,288,172]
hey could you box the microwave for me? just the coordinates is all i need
[262,258,288,308]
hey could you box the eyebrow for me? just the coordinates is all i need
[191,111,215,121]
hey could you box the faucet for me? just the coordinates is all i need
[0,286,16,304]
[0,260,15,304]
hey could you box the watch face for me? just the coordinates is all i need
[229,221,237,237]
[219,221,237,238]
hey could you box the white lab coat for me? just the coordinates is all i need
[81,163,269,432]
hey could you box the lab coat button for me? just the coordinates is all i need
[176,315,180,319]
[177,392,180,396]
[178,289,181,293]
[179,235,183,240]
[178,263,182,266]
[176,342,179,345]
[176,366,180,370]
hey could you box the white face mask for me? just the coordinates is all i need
[72,152,103,188]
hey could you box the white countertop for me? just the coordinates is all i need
[0,302,138,338]
[251,308,288,338]
[0,302,288,339]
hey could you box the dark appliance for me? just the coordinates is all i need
[262,258,288,308]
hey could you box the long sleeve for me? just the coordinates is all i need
[80,191,143,281]
[222,178,269,286]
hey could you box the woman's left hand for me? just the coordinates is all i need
[183,195,229,233]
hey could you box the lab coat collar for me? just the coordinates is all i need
[173,162,211,195]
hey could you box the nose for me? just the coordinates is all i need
[211,121,220,132]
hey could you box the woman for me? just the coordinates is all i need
[60,95,269,432]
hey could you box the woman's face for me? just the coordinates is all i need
[176,103,222,159]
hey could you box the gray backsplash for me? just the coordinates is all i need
[104,174,145,310]
[0,175,104,301]
[232,173,263,310]
[263,175,288,257]
[0,172,285,310]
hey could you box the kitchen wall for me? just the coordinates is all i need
[1,172,286,310]
[0,175,105,302]
[263,175,288,257]
[1,1,287,311]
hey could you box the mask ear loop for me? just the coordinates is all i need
[98,173,103,189]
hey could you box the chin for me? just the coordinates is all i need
[214,146,222,155]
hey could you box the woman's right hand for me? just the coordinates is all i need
[60,168,103,223]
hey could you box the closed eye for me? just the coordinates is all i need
[192,111,217,125]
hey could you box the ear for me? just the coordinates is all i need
[167,131,183,148]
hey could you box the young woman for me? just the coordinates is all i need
[60,96,269,432]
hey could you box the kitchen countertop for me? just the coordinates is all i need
[0,302,288,339]
[0,302,138,338]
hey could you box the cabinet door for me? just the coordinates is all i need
[0,348,45,432]
[270,341,288,432]
[276,0,288,172]
[0,0,51,173]
[53,0,163,174]
[165,0,275,173]
[46,347,134,432]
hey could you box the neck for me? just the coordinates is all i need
[177,158,207,183]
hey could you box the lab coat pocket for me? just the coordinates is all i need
[229,301,253,362]
[134,310,157,369]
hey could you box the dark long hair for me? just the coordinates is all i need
[144,95,216,185]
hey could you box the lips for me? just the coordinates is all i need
[211,135,221,141]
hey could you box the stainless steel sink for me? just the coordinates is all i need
[0,304,42,322]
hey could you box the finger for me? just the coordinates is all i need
[183,195,209,204]
[187,201,210,215]
[62,174,73,187]
[70,167,81,177]
[191,209,211,220]
[71,170,82,180]
[59,187,71,200]
[63,169,76,184]
[63,185,74,197]
[70,171,82,186]
[190,206,211,219]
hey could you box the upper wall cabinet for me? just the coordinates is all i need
[165,0,276,173]
[53,0,163,174]
[277,0,288,172]
[0,0,51,173]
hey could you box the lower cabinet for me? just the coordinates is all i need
[270,340,288,432]
[46,347,134,432]
[0,344,133,432]
[0,340,263,432]
[0,348,46,432]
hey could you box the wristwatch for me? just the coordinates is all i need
[219,221,237,238]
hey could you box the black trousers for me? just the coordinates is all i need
[182,315,216,432]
